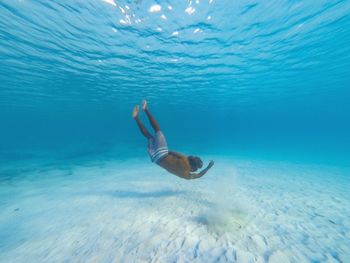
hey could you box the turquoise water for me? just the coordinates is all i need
[1,0,350,262]
[1,0,350,162]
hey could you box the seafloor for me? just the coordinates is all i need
[0,154,349,263]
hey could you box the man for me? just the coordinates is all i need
[132,100,214,179]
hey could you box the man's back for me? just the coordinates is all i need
[158,152,191,179]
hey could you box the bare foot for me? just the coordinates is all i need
[142,100,148,111]
[132,105,139,118]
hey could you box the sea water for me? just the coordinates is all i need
[0,0,350,262]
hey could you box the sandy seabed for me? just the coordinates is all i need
[0,156,349,263]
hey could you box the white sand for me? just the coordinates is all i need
[0,157,349,263]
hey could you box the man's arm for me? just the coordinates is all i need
[188,160,214,179]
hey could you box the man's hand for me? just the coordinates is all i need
[207,160,214,169]
[188,160,215,179]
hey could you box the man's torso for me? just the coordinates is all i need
[158,153,191,179]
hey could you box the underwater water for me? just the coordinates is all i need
[1,0,350,262]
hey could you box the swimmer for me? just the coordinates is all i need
[132,100,214,179]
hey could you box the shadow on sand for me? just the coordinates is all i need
[106,189,188,199]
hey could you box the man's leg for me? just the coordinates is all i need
[142,100,160,132]
[133,105,152,139]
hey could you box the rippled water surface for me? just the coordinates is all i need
[1,0,350,107]
[1,0,350,159]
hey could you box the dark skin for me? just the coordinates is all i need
[132,100,214,180]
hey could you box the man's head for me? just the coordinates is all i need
[188,156,203,172]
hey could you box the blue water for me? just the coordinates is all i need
[1,0,350,164]
[0,0,350,262]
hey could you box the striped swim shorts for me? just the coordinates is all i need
[147,131,169,163]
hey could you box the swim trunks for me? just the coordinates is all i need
[147,131,168,163]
